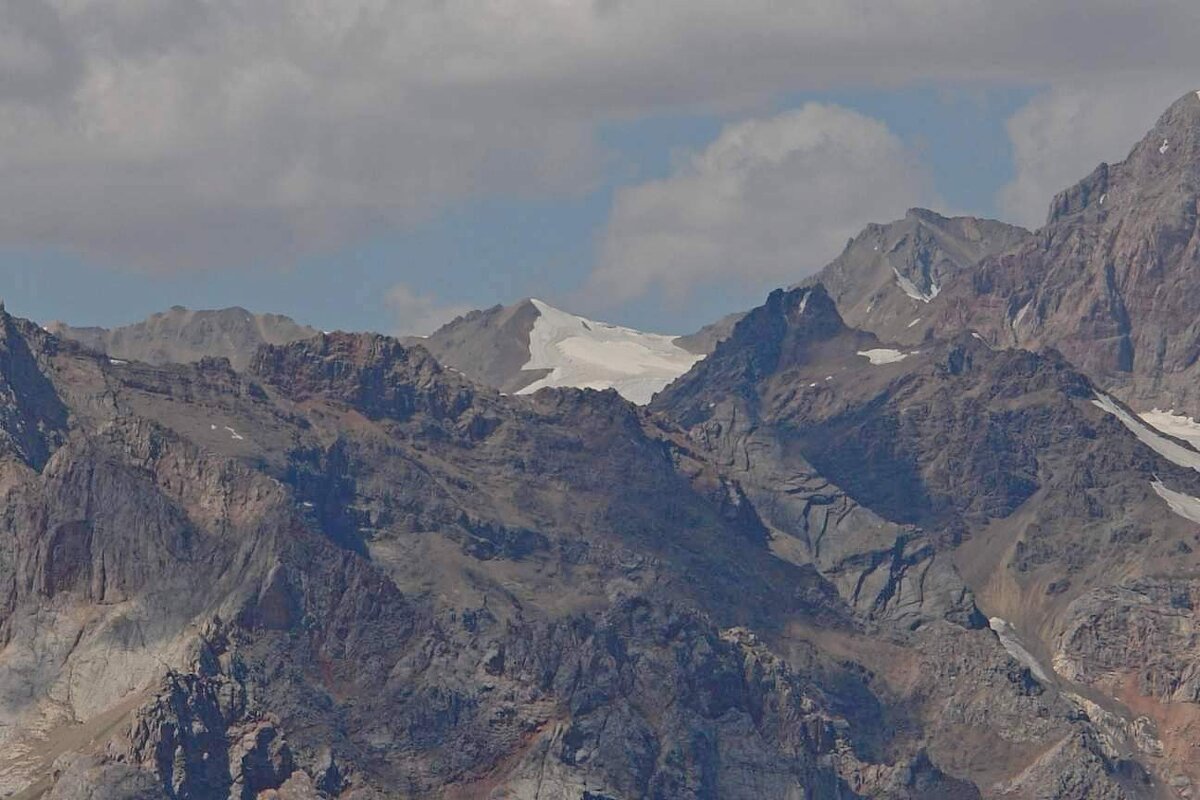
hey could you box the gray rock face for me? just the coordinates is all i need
[802,208,1030,345]
[46,306,319,371]
[411,299,548,393]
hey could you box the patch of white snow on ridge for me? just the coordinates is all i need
[892,268,937,303]
[1160,139,1170,154]
[1151,481,1200,525]
[796,290,810,315]
[1012,301,1031,330]
[516,299,702,405]
[1140,409,1200,450]
[857,349,909,365]
[988,617,1052,683]
[1091,393,1200,472]
[907,318,921,328]
[225,426,245,441]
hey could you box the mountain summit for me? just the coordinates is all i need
[47,306,319,371]
[418,298,702,404]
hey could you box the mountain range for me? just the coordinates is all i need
[9,92,1200,799]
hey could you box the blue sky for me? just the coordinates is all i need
[0,85,1036,334]
[1,2,1192,337]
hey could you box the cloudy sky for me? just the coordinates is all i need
[1,0,1197,335]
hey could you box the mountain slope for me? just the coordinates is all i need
[0,306,988,799]
[47,306,319,371]
[653,284,1200,793]
[419,298,702,404]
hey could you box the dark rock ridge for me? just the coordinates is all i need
[47,306,320,371]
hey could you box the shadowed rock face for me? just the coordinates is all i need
[47,306,320,371]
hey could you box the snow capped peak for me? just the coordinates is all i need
[517,300,702,405]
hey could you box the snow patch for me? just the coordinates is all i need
[1098,193,1106,206]
[108,358,128,365]
[1012,301,1031,330]
[516,299,701,405]
[224,426,245,441]
[857,348,909,365]
[1140,409,1200,450]
[892,268,938,303]
[989,617,1052,683]
[1160,138,1170,154]
[907,318,921,328]
[1151,481,1200,525]
[1092,393,1200,472]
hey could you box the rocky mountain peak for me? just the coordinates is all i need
[1047,90,1200,226]
[251,331,485,425]
[801,207,1030,346]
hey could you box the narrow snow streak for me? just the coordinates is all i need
[1151,481,1200,525]
[1091,393,1200,472]
[857,348,909,365]
[907,318,921,328]
[892,267,937,303]
[517,299,701,405]
[1012,301,1031,330]
[1140,409,1200,449]
[225,426,245,441]
[988,617,1052,683]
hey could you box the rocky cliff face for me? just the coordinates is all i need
[907,92,1200,419]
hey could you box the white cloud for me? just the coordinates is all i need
[385,284,471,337]
[998,81,1187,228]
[588,104,936,302]
[2,1,1199,270]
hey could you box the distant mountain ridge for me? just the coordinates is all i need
[47,305,320,371]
